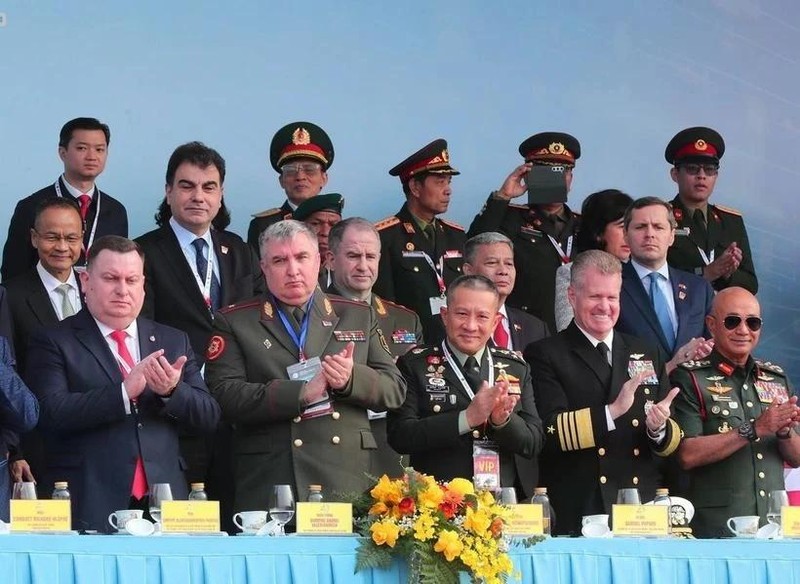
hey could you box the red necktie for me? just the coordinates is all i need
[77,194,91,220]
[493,315,510,350]
[110,330,148,500]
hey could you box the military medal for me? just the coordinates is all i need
[333,330,367,342]
[391,329,417,344]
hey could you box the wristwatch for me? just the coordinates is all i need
[738,421,758,442]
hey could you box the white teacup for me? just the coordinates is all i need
[727,515,760,537]
[108,509,145,533]
[582,514,610,527]
[582,522,612,538]
[233,510,269,533]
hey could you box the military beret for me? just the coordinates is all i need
[519,132,581,166]
[665,127,725,164]
[389,138,460,182]
[270,121,334,173]
[293,193,344,221]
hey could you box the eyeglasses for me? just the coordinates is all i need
[281,163,322,177]
[35,232,83,245]
[722,315,763,332]
[681,163,719,176]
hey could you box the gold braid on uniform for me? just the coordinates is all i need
[556,408,595,451]
[653,418,682,457]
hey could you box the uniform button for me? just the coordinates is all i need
[632,477,639,485]
[472,430,480,439]
[413,267,420,272]
[293,416,302,423]
[722,409,730,416]
[758,471,765,479]
[757,453,764,460]
[433,405,441,413]
[746,401,754,408]
[331,436,340,445]
[644,388,651,396]
[632,419,640,428]
[331,411,340,420]
[137,423,143,429]
[743,384,749,390]
[293,439,303,447]
[600,476,607,484]
[598,448,606,456]
[633,448,640,456]
[760,490,766,497]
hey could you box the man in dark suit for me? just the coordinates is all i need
[388,275,543,500]
[617,197,714,370]
[468,132,581,333]
[205,220,405,513]
[247,122,334,255]
[525,250,682,536]
[24,236,220,532]
[2,117,128,281]
[664,127,757,293]
[374,139,466,341]
[326,217,423,478]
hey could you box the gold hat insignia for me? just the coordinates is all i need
[441,149,450,163]
[549,142,565,154]
[292,127,311,145]
[695,139,707,151]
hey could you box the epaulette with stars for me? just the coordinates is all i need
[489,346,526,364]
[375,216,401,231]
[251,207,283,218]
[755,360,787,376]
[677,359,712,371]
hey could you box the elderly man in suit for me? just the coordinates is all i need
[525,250,682,536]
[205,220,405,513]
[2,117,128,281]
[388,275,544,500]
[616,197,714,371]
[25,236,220,531]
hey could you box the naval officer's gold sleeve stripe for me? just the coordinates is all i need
[556,413,572,451]
[568,411,580,450]
[575,408,595,449]
[655,419,681,457]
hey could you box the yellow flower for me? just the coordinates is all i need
[412,511,436,541]
[370,474,403,506]
[477,490,496,507]
[463,506,492,535]
[369,501,389,516]
[433,529,464,562]
[417,476,444,509]
[446,478,475,498]
[370,519,400,548]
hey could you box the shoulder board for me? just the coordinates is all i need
[251,207,282,218]
[489,346,526,363]
[219,298,262,314]
[438,217,464,231]
[714,204,742,217]
[755,360,787,376]
[381,298,420,316]
[508,203,528,210]
[678,359,711,371]
[375,216,401,231]
[329,296,370,309]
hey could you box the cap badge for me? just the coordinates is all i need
[695,139,707,151]
[292,127,311,146]
[441,148,450,163]
[549,142,565,154]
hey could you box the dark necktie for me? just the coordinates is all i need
[596,342,610,366]
[692,209,708,250]
[463,356,483,393]
[191,238,221,311]
[423,223,436,247]
[292,307,305,335]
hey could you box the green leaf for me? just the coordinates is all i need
[354,540,394,573]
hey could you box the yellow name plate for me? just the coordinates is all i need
[782,507,800,538]
[612,504,669,537]
[161,500,220,533]
[296,502,353,534]
[504,504,544,536]
[11,500,71,532]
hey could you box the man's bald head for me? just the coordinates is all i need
[707,286,762,365]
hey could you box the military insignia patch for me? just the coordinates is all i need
[403,222,415,234]
[263,302,274,319]
[206,335,225,361]
[324,297,333,315]
[412,348,425,354]
[374,297,387,316]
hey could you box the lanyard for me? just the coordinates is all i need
[547,234,573,264]
[696,247,715,266]
[441,341,494,400]
[277,299,313,361]
[402,251,446,296]
[191,240,215,310]
[54,178,100,256]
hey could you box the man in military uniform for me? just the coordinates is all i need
[468,132,581,333]
[665,127,758,293]
[293,193,344,289]
[326,217,423,477]
[671,287,800,537]
[525,250,682,536]
[388,275,543,501]
[373,138,465,341]
[205,220,405,513]
[246,122,334,255]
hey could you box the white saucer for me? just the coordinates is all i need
[755,523,781,540]
[125,518,155,536]
[581,523,612,538]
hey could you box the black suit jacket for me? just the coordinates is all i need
[617,261,713,359]
[1,177,128,281]
[136,225,265,363]
[24,310,220,532]
[525,323,680,535]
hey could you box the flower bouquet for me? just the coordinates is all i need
[353,468,515,584]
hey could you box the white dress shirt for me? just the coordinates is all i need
[630,258,678,337]
[94,318,141,415]
[36,262,81,320]
[168,216,220,293]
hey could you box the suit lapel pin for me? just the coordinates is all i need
[149,335,155,342]
[263,339,272,349]
[220,245,229,255]
[513,323,522,331]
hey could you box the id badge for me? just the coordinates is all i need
[628,359,658,385]
[287,357,333,420]
[472,441,500,491]
[429,296,447,316]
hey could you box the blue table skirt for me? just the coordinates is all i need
[1,534,800,584]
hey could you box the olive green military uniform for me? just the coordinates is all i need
[671,350,795,537]
[247,202,293,254]
[204,288,405,512]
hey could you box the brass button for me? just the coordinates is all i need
[293,439,303,447]
[293,416,302,423]
[633,448,640,456]
[644,388,651,395]
[598,448,606,456]
[331,411,341,420]
[433,405,441,413]
[472,430,480,439]
[758,471,765,479]
[413,267,420,272]
[746,401,754,408]
[331,436,340,445]
[600,476,607,484]
[757,453,764,460]
[632,419,640,428]
[760,490,766,497]
[743,384,749,390]
[632,477,639,485]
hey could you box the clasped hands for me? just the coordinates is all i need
[465,380,519,428]
[705,242,743,281]
[302,342,356,406]
[608,372,681,433]
[755,395,800,438]
[124,350,187,400]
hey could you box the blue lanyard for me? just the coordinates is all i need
[277,299,313,361]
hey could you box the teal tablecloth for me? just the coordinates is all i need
[1,534,800,583]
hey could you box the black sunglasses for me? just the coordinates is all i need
[722,315,762,332]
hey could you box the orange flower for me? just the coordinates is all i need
[490,517,504,538]
[370,520,400,548]
[438,500,457,519]
[398,496,416,516]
